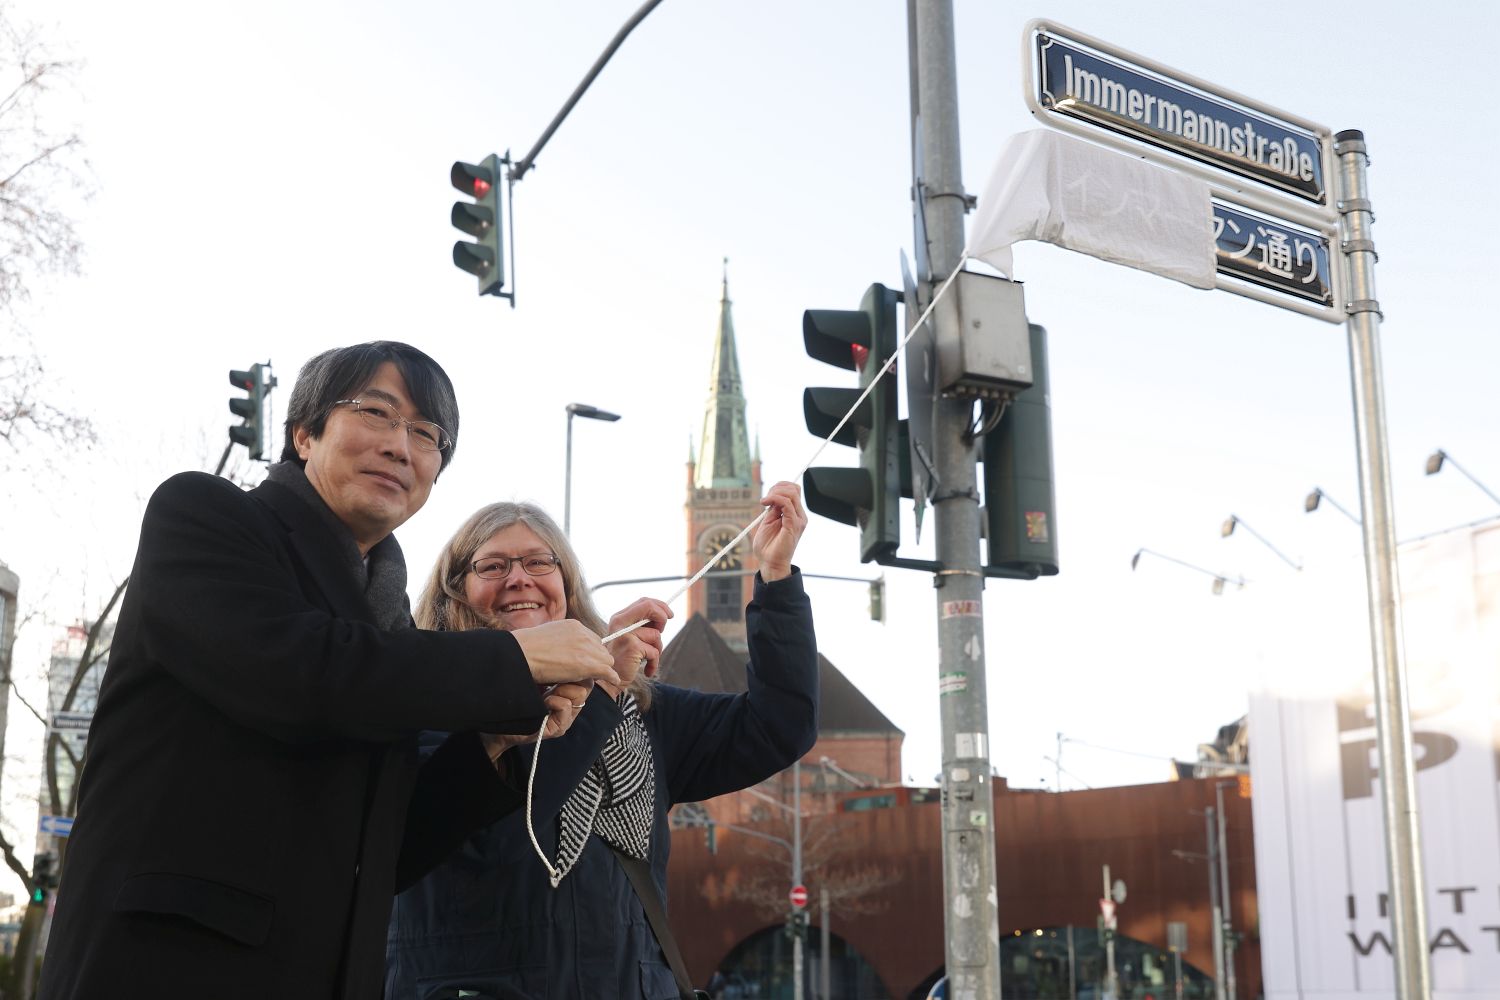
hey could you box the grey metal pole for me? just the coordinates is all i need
[912,2,1002,997]
[1215,785,1237,1000]
[564,409,575,535]
[820,886,831,1000]
[793,759,804,1000]
[1102,865,1117,999]
[1334,128,1432,1000]
[1206,809,1226,1000]
[1066,923,1076,1000]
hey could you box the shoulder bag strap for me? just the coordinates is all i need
[609,845,705,1000]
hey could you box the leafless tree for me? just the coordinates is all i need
[699,810,901,923]
[0,0,93,459]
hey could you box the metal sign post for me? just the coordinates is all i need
[1335,128,1432,1000]
[1018,21,1431,999]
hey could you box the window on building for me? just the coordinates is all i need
[707,576,740,621]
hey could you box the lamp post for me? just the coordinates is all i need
[1220,515,1302,571]
[1424,449,1500,509]
[1304,487,1361,525]
[564,403,621,535]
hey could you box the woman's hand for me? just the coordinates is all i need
[480,679,594,765]
[605,598,672,686]
[752,481,808,582]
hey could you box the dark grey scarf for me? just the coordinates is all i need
[264,461,411,632]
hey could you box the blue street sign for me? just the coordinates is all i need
[38,815,73,838]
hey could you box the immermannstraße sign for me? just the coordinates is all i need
[1033,29,1327,206]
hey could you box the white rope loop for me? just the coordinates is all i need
[523,254,972,878]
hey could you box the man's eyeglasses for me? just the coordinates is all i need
[332,399,452,452]
[470,553,561,579]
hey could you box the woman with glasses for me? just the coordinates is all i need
[386,482,818,1000]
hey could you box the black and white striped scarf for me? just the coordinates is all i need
[551,690,655,887]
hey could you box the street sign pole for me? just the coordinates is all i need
[913,2,1002,998]
[1101,865,1117,1000]
[1335,128,1432,1000]
[792,759,804,1000]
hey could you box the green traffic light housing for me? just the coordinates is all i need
[801,284,902,563]
[982,324,1059,577]
[451,155,504,296]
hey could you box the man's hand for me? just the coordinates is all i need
[605,598,672,683]
[753,481,808,582]
[511,619,620,686]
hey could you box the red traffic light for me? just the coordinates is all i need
[451,160,497,198]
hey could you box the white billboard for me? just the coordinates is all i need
[1250,519,1500,998]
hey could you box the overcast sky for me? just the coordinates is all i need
[4,0,1498,882]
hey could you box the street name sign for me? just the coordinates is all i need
[49,711,94,733]
[1024,20,1333,223]
[1022,20,1342,322]
[1214,202,1332,307]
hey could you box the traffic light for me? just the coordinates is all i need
[228,363,274,461]
[802,284,902,563]
[981,324,1059,577]
[31,852,56,904]
[451,155,504,296]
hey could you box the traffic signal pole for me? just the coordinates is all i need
[911,2,1004,996]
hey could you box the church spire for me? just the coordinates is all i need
[694,259,752,489]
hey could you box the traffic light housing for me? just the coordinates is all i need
[802,284,902,563]
[451,155,504,296]
[228,363,273,461]
[31,852,56,904]
[982,324,1059,577]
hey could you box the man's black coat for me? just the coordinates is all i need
[39,472,548,1000]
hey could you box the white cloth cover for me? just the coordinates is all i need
[967,129,1216,289]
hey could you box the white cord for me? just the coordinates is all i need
[525,253,972,879]
[523,716,564,884]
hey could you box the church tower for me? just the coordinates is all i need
[684,262,761,651]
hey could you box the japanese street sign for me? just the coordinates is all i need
[1026,21,1331,214]
[789,884,809,909]
[38,815,73,838]
[1214,202,1332,307]
[49,711,94,733]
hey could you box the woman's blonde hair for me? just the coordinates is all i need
[416,501,653,709]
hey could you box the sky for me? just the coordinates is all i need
[3,0,1499,886]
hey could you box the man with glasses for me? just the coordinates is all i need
[39,342,641,1000]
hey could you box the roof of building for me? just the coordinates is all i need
[659,612,903,735]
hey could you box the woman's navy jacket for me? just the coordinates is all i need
[386,570,819,1000]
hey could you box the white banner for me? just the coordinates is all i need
[968,129,1216,289]
[1250,520,1500,999]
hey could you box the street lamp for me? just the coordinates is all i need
[1304,487,1361,525]
[1220,514,1302,571]
[1424,449,1500,509]
[1130,548,1242,595]
[564,403,621,535]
